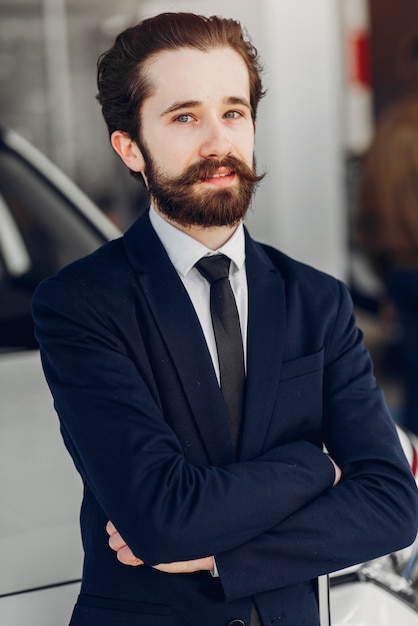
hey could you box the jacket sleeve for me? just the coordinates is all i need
[32,273,336,565]
[216,281,418,600]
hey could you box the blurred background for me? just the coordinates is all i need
[1,0,418,424]
[2,3,418,622]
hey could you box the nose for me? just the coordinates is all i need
[199,118,232,159]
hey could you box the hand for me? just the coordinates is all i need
[106,521,214,573]
[107,521,144,566]
[151,556,214,574]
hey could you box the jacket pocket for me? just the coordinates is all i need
[279,348,324,382]
[268,349,325,443]
[70,593,173,625]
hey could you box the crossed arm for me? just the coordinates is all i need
[107,520,214,573]
[106,457,342,573]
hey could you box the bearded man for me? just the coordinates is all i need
[32,12,417,626]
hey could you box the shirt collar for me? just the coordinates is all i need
[149,205,246,277]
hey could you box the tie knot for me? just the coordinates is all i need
[195,255,231,285]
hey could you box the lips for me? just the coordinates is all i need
[175,156,262,188]
[209,170,234,179]
[201,167,235,182]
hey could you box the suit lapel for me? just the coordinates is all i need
[239,232,287,461]
[123,213,234,465]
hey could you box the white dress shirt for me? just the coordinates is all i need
[149,206,248,383]
[150,206,249,579]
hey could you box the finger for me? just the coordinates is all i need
[151,556,214,574]
[106,520,117,536]
[153,561,187,574]
[108,531,127,552]
[116,544,144,567]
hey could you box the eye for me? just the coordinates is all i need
[224,110,242,119]
[175,114,194,123]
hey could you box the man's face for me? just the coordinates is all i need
[137,46,262,227]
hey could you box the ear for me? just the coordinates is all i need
[111,131,146,173]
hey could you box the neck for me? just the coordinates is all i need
[153,206,239,250]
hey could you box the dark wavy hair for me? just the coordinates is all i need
[97,12,265,145]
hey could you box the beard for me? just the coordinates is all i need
[141,147,265,228]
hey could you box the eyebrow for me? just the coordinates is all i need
[160,96,252,117]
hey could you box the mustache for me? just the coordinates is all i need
[174,155,265,186]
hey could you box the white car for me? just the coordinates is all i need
[0,127,417,625]
[0,126,120,625]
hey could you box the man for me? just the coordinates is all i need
[32,12,417,626]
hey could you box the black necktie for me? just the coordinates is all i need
[195,255,245,448]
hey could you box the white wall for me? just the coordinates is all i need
[139,0,347,279]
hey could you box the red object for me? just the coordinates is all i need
[350,31,371,88]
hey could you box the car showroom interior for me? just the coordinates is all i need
[1,1,418,624]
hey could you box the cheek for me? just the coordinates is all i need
[236,129,255,165]
[241,143,255,169]
[157,136,196,173]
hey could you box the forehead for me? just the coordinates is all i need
[142,46,251,111]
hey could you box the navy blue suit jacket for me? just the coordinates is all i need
[32,211,417,626]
